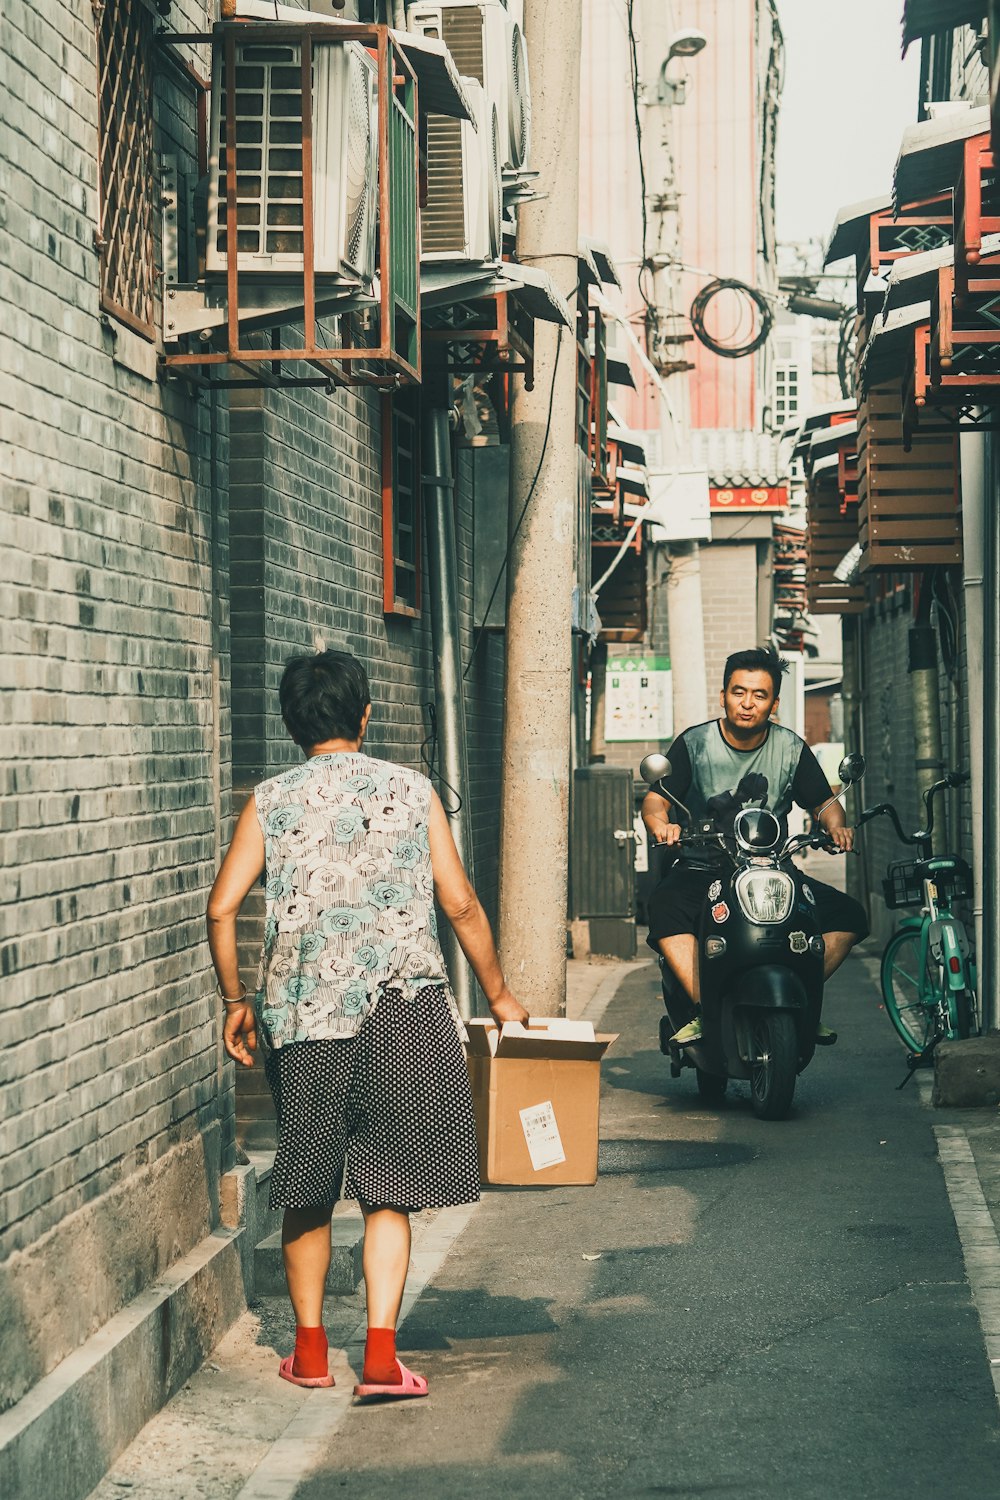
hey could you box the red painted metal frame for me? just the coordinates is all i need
[422,293,534,387]
[953,134,998,299]
[161,22,420,390]
[862,192,953,280]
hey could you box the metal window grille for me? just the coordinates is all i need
[774,361,799,425]
[97,0,156,338]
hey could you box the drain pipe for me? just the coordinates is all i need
[841,615,868,917]
[421,382,475,1020]
[960,431,987,1027]
[984,436,1000,1033]
[908,610,945,851]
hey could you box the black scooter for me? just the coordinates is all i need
[640,751,867,1120]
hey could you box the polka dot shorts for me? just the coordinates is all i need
[264,984,481,1212]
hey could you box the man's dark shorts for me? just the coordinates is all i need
[646,860,869,950]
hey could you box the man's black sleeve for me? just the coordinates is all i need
[649,734,693,809]
[792,741,834,810]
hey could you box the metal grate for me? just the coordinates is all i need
[97,0,156,336]
[422,115,467,253]
[441,8,485,81]
[508,21,529,169]
[216,44,306,259]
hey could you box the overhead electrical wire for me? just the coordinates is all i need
[625,0,655,314]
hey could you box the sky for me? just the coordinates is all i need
[775,0,922,251]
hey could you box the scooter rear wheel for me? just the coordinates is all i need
[695,1068,727,1105]
[749,1011,797,1120]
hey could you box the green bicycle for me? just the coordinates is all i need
[856,772,978,1057]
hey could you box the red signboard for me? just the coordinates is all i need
[710,486,788,511]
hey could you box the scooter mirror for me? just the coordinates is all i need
[640,753,671,785]
[838,752,867,785]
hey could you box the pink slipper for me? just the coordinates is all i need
[278,1355,335,1389]
[353,1359,428,1401]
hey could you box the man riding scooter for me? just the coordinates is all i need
[641,647,868,1046]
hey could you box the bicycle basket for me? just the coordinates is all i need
[883,857,973,910]
[882,862,923,909]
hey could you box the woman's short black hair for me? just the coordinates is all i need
[723,647,787,699]
[279,650,371,748]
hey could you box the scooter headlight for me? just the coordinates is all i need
[734,869,794,925]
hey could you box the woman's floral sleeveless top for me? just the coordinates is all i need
[253,752,455,1047]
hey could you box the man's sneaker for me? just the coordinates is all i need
[815,1022,838,1047]
[671,1016,703,1045]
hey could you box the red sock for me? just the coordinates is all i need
[363,1327,402,1385]
[292,1326,328,1379]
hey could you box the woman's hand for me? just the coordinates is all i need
[487,986,530,1027]
[223,1003,258,1068]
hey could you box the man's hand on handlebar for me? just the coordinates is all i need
[826,824,854,854]
[660,823,685,847]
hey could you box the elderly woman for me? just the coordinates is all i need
[207,650,526,1398]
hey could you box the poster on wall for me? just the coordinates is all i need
[605,656,673,742]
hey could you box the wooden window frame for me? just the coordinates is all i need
[96,0,157,340]
[381,390,422,618]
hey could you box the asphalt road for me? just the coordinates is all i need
[298,952,1000,1500]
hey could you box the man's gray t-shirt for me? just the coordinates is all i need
[651,719,832,867]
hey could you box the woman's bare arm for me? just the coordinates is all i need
[207,796,266,1066]
[428,790,528,1025]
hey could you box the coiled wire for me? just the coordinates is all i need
[689,277,773,359]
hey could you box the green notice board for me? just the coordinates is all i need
[605,655,673,742]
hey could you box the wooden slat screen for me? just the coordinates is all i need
[806,472,865,615]
[857,385,961,570]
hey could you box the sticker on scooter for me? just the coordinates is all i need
[802,884,816,905]
[789,930,808,953]
[711,901,730,924]
[708,879,723,902]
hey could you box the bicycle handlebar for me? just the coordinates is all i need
[855,770,969,851]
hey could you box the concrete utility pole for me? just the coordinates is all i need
[497,0,582,1016]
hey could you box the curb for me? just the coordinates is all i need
[0,1160,267,1500]
[934,1126,1000,1413]
[576,957,654,1027]
[0,1227,246,1500]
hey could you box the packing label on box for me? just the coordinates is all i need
[519,1100,567,1171]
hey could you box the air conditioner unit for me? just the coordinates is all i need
[206,37,378,283]
[421,77,502,263]
[408,0,530,178]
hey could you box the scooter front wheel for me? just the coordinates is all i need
[749,1011,797,1120]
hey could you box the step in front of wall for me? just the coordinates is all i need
[254,1205,365,1298]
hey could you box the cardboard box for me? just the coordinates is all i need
[466,1018,618,1186]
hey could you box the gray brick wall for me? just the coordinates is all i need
[855,573,973,947]
[3,0,507,1394]
[699,539,761,704]
[1,0,232,1406]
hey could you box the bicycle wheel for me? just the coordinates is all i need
[881,928,939,1052]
